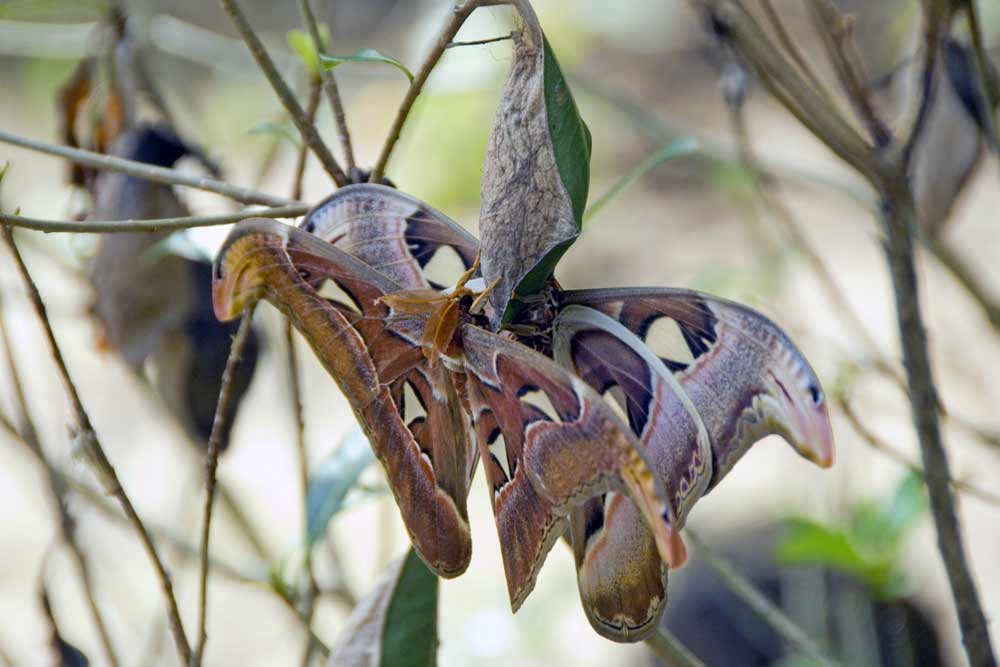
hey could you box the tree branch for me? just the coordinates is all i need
[0,226,191,664]
[876,176,996,666]
[192,306,257,667]
[0,129,295,207]
[370,0,502,183]
[0,205,308,234]
[645,627,706,667]
[297,0,356,172]
[219,0,348,186]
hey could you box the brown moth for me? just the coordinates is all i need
[211,217,680,594]
[273,185,835,640]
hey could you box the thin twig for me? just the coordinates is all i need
[445,33,513,49]
[0,226,192,663]
[756,0,831,105]
[285,87,320,667]
[192,306,257,667]
[0,320,118,667]
[370,0,501,183]
[963,1,1000,157]
[285,321,319,667]
[0,205,308,234]
[0,129,294,206]
[220,0,348,187]
[924,234,1000,330]
[900,2,948,163]
[297,0,356,171]
[698,0,879,182]
[685,529,840,666]
[727,103,896,379]
[807,0,891,147]
[837,397,1000,507]
[645,627,706,667]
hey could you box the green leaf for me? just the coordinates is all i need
[501,36,592,324]
[320,48,413,82]
[584,137,699,223]
[329,548,438,667]
[305,427,376,546]
[247,121,301,147]
[775,518,873,576]
[287,24,331,77]
[381,550,438,666]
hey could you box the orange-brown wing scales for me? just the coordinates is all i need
[460,325,677,611]
[213,220,471,577]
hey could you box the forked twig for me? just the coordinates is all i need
[220,0,348,187]
[297,0,356,171]
[0,226,191,663]
[370,0,504,183]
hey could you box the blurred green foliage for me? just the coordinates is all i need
[776,472,929,599]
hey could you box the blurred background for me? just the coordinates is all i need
[0,1,998,665]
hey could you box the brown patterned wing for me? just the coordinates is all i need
[300,183,480,290]
[459,324,682,611]
[551,304,711,641]
[557,288,834,641]
[213,219,473,577]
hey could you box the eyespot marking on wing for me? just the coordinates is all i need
[641,316,696,370]
[419,244,468,289]
[600,385,630,426]
[518,386,561,423]
[402,380,428,427]
[487,426,512,485]
[317,279,362,314]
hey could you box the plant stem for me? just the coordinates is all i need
[0,226,192,663]
[0,129,294,206]
[370,0,501,183]
[837,397,1000,507]
[0,205,307,234]
[297,0,356,171]
[191,306,257,667]
[219,0,348,187]
[685,529,839,666]
[645,627,706,667]
[876,173,996,666]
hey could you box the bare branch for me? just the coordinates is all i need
[645,627,706,667]
[806,1,891,147]
[0,205,307,234]
[838,397,1000,507]
[0,226,191,663]
[685,529,840,666]
[445,33,513,49]
[192,306,257,666]
[964,0,1000,158]
[695,0,879,182]
[297,0,356,171]
[757,0,831,105]
[0,129,295,207]
[219,0,348,186]
[370,0,503,183]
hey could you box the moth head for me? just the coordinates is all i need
[212,219,288,321]
[765,359,835,469]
